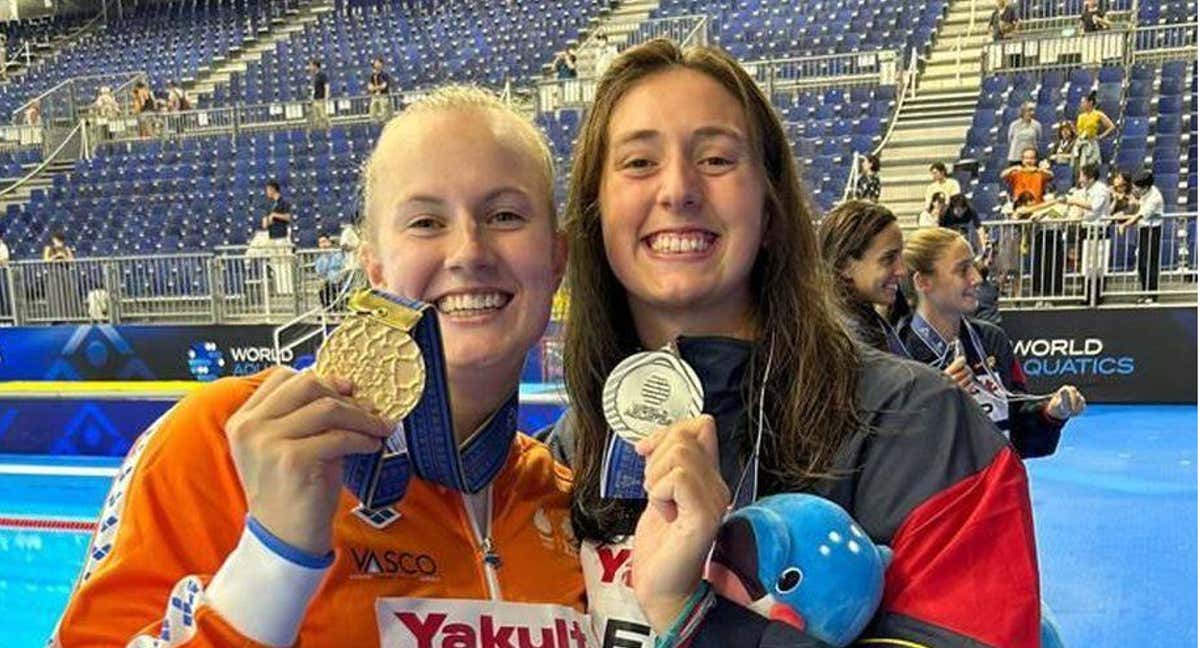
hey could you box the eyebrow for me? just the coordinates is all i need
[397,186,532,209]
[611,125,747,147]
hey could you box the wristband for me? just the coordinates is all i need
[654,581,716,648]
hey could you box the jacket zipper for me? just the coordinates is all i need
[461,485,502,600]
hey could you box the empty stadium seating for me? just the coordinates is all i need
[218,0,610,105]
[0,0,289,119]
[648,0,947,61]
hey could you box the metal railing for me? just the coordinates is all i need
[985,212,1197,306]
[90,87,433,145]
[982,29,1129,73]
[1132,22,1198,57]
[0,247,365,325]
[841,49,920,202]
[0,120,83,198]
[535,16,710,112]
[1015,11,1135,37]
[744,49,901,94]
[12,70,147,126]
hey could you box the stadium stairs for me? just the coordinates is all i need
[185,0,334,106]
[568,0,663,79]
[877,0,991,225]
[1,15,104,88]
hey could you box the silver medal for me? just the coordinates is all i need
[603,346,704,443]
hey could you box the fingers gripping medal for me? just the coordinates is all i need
[600,344,704,498]
[315,289,521,517]
[314,290,426,512]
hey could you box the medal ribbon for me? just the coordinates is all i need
[341,291,518,509]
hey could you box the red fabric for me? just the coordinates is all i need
[881,448,1041,647]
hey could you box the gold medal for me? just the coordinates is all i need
[314,290,426,425]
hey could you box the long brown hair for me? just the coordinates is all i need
[817,200,899,350]
[562,39,862,542]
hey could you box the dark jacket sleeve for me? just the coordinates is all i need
[692,597,832,648]
[848,357,1042,647]
[987,321,1065,459]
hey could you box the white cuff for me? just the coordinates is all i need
[205,525,330,646]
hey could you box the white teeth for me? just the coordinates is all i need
[436,292,509,315]
[647,232,714,255]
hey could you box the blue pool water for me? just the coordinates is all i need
[1,405,1194,647]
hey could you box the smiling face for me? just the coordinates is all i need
[842,223,905,308]
[598,68,765,336]
[362,107,564,377]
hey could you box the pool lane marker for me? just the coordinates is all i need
[0,464,118,478]
[0,516,96,532]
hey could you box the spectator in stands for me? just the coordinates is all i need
[989,0,1018,41]
[594,32,619,77]
[367,56,391,123]
[262,181,293,240]
[309,59,330,130]
[1005,103,1043,167]
[1074,91,1115,166]
[1110,171,1137,218]
[166,80,190,112]
[1060,163,1111,223]
[23,98,41,127]
[1001,147,1054,203]
[942,193,988,255]
[553,46,578,79]
[43,231,73,262]
[93,86,120,120]
[920,192,947,228]
[1080,0,1112,32]
[133,80,157,136]
[1122,171,1165,302]
[855,154,881,202]
[924,162,961,208]
[1049,120,1077,177]
[314,234,346,308]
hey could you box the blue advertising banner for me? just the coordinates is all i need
[0,324,555,384]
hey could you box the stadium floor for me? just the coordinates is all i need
[0,404,1194,646]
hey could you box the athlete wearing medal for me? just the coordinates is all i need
[547,40,1042,647]
[898,227,1086,458]
[53,87,591,646]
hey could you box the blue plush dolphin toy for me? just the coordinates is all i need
[707,494,891,647]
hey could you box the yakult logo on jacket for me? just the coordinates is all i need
[394,611,590,648]
[377,598,597,648]
[595,546,632,588]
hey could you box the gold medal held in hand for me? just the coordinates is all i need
[314,289,426,425]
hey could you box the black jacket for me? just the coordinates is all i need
[898,316,1064,459]
[541,339,1040,647]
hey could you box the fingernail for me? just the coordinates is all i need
[333,376,353,394]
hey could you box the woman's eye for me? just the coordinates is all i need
[408,217,442,230]
[623,158,655,170]
[700,156,733,167]
[490,211,526,225]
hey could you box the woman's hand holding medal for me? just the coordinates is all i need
[225,367,391,555]
[1046,384,1086,421]
[943,355,973,390]
[630,415,730,633]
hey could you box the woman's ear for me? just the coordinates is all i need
[361,243,385,288]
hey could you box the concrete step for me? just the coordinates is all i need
[189,0,331,101]
[894,115,973,130]
[880,144,966,164]
[928,45,986,64]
